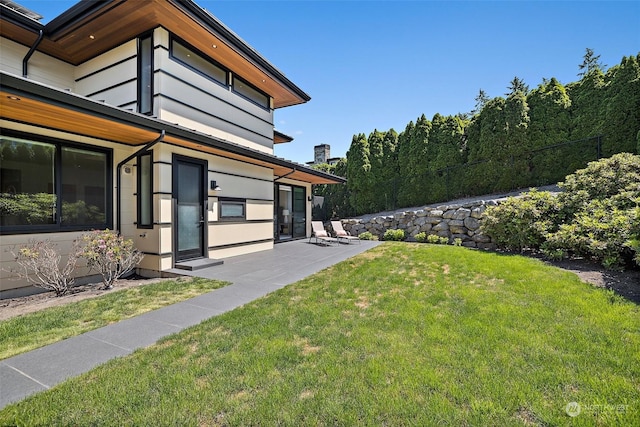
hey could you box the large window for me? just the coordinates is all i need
[170,38,227,86]
[169,36,271,110]
[138,34,153,115]
[0,133,111,232]
[137,152,153,228]
[232,76,270,109]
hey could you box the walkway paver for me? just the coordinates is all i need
[0,239,379,409]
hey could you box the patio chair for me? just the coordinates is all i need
[309,221,338,246]
[331,220,360,244]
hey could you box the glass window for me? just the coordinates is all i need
[170,38,227,86]
[137,152,153,228]
[232,76,270,109]
[0,134,111,232]
[219,199,245,221]
[0,137,55,226]
[138,34,153,115]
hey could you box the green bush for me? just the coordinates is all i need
[415,232,427,243]
[481,189,563,251]
[483,153,640,269]
[383,229,406,241]
[358,231,378,241]
[426,234,449,245]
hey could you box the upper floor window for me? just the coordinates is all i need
[0,133,112,233]
[138,34,154,115]
[232,76,270,110]
[170,38,227,86]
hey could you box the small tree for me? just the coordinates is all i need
[80,229,144,289]
[7,239,82,296]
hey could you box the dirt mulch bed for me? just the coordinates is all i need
[0,276,174,321]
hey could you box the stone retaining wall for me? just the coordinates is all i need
[340,200,499,249]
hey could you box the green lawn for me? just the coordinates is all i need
[1,243,638,426]
[0,277,228,360]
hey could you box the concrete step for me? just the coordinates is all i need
[174,258,224,271]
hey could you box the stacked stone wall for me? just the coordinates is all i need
[340,200,499,249]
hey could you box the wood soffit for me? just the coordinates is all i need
[1,0,307,108]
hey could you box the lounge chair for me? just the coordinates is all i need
[331,220,360,244]
[309,221,338,245]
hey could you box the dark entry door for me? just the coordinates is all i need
[174,156,206,261]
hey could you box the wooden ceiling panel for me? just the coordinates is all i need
[0,91,157,144]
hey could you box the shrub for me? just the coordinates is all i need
[483,154,640,269]
[383,229,405,241]
[358,231,378,241]
[426,234,449,245]
[415,232,427,243]
[80,230,144,289]
[481,189,563,251]
[6,239,81,296]
[558,152,640,213]
[453,238,463,247]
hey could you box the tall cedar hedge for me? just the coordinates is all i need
[313,53,640,218]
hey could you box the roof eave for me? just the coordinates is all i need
[0,72,342,184]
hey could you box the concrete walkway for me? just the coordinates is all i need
[0,239,380,409]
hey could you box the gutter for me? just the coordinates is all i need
[116,130,165,233]
[22,29,44,77]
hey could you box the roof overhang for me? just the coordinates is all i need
[0,72,344,185]
[274,130,294,144]
[0,0,310,108]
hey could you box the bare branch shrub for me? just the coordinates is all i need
[7,239,82,297]
[79,229,144,290]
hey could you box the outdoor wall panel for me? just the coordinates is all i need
[0,38,75,89]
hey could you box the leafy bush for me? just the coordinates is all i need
[415,232,427,243]
[383,229,406,241]
[358,231,378,241]
[481,189,563,251]
[482,153,640,269]
[426,234,449,245]
[6,239,81,296]
[80,230,144,289]
[558,152,640,213]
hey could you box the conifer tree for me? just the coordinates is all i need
[346,133,372,215]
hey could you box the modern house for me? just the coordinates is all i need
[0,0,345,297]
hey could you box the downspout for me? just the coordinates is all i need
[116,130,165,233]
[23,29,44,77]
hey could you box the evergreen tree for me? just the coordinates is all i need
[526,77,572,184]
[506,76,529,96]
[472,89,490,116]
[346,133,372,215]
[380,129,399,210]
[578,47,606,77]
[601,54,640,155]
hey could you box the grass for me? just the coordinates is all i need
[0,277,228,360]
[1,243,638,425]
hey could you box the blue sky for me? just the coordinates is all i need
[16,1,640,164]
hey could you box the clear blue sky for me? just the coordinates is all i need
[15,1,640,164]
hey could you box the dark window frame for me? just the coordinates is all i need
[137,32,154,115]
[232,75,271,110]
[218,197,246,222]
[136,151,153,229]
[169,35,229,88]
[0,130,113,235]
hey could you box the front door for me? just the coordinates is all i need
[174,156,206,261]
